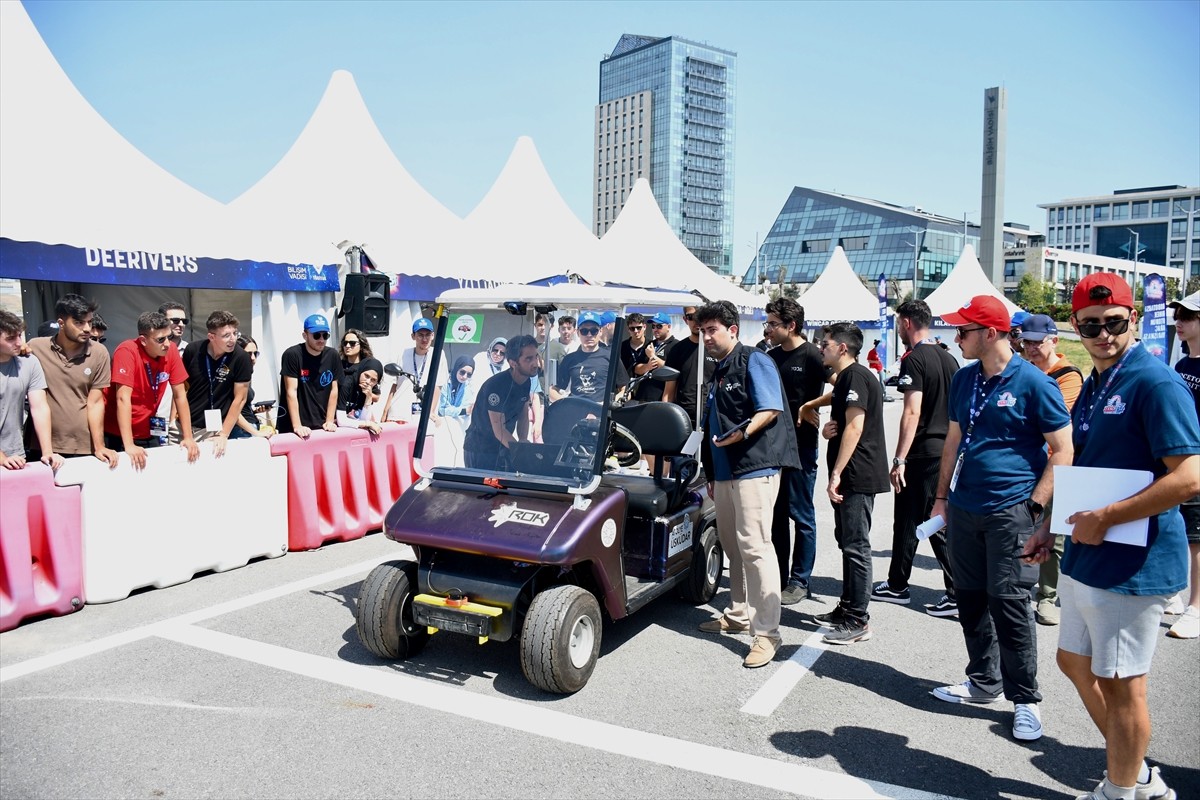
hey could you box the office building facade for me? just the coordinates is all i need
[595,34,736,275]
[1038,185,1200,281]
[746,186,980,299]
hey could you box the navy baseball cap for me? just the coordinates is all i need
[577,310,602,327]
[1019,314,1059,341]
[412,318,434,333]
[650,312,671,326]
[304,314,330,333]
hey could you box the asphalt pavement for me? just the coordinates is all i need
[2,396,1198,800]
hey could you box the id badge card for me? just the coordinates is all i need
[411,402,422,416]
[204,409,223,433]
[149,416,168,443]
[949,452,964,492]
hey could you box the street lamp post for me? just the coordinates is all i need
[1127,228,1143,296]
[903,226,924,301]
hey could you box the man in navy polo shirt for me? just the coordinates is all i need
[928,294,1073,743]
[1024,274,1199,800]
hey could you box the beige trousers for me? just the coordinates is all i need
[714,473,782,639]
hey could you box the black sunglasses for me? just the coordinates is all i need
[310,331,331,340]
[684,313,695,321]
[1074,316,1131,339]
[578,327,600,335]
[652,323,667,329]
[956,326,988,337]
[246,351,259,358]
[95,336,107,344]
[168,318,188,325]
[343,340,360,347]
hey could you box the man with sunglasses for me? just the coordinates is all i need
[618,313,649,377]
[1166,294,1200,639]
[632,313,677,401]
[1023,275,1199,800]
[550,311,626,401]
[930,294,1072,744]
[154,301,189,435]
[1017,314,1083,627]
[276,314,342,438]
[103,311,200,469]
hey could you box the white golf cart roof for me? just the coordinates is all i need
[435,282,702,311]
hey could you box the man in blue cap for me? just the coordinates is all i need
[599,311,618,348]
[277,313,343,438]
[550,311,626,401]
[634,312,677,401]
[391,317,447,422]
[1010,309,1031,354]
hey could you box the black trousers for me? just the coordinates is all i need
[946,501,1042,704]
[888,456,955,597]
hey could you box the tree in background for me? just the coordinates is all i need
[1015,273,1056,312]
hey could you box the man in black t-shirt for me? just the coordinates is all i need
[182,310,253,457]
[818,322,889,645]
[871,299,962,618]
[276,314,343,438]
[634,312,677,401]
[663,305,717,425]
[618,312,649,377]
[764,298,827,604]
[550,311,626,401]
[464,335,539,470]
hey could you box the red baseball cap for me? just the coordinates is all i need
[941,295,1011,332]
[1072,273,1135,313]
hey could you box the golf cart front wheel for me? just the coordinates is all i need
[520,585,602,694]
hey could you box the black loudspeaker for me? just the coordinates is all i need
[341,273,391,336]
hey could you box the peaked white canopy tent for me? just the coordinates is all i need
[796,247,884,323]
[597,180,764,315]
[924,244,1019,318]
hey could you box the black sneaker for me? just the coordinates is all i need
[813,606,846,626]
[823,621,872,645]
[924,595,959,618]
[870,580,911,605]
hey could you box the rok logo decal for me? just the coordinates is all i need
[489,503,550,528]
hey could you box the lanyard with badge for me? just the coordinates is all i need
[204,351,230,432]
[1076,342,1138,436]
[412,351,428,416]
[145,358,169,445]
[949,367,1009,492]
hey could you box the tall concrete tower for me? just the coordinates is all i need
[979,87,1007,285]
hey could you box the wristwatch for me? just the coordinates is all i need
[1028,500,1045,520]
[892,457,906,467]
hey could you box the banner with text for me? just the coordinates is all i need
[1141,273,1168,363]
[877,275,889,367]
[0,238,340,292]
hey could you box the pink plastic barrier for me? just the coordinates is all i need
[0,463,84,631]
[269,422,421,551]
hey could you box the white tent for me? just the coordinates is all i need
[924,244,1019,317]
[598,179,764,313]
[795,247,882,323]
[464,137,602,284]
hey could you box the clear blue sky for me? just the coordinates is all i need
[23,0,1200,280]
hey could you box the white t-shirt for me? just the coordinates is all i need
[392,346,449,421]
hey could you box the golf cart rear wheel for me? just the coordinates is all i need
[356,560,429,660]
[520,585,602,694]
[680,524,723,604]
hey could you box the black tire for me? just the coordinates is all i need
[356,560,429,660]
[519,585,602,694]
[679,523,723,604]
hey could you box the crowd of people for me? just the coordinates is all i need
[2,282,1197,800]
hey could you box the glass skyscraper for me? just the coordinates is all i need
[746,187,981,299]
[595,34,736,276]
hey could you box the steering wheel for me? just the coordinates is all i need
[608,421,643,468]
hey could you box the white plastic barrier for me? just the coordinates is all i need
[55,437,288,603]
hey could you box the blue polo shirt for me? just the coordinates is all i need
[1062,344,1200,595]
[706,349,785,482]
[947,355,1070,514]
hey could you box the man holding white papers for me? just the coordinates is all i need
[929,295,1073,744]
[1024,274,1200,800]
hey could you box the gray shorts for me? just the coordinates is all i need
[1181,503,1200,545]
[1058,573,1165,678]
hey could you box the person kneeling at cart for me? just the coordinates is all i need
[463,335,540,471]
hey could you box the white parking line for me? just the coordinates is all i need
[741,627,832,716]
[0,553,395,684]
[159,624,960,800]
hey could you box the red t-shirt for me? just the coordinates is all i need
[867,347,882,372]
[104,340,188,439]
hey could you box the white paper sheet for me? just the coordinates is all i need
[1051,465,1154,546]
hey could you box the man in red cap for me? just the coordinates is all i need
[927,294,1073,744]
[1024,273,1199,800]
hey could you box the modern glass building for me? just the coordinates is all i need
[596,34,736,276]
[744,187,981,299]
[1038,186,1200,281]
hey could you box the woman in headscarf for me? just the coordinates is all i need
[438,355,476,421]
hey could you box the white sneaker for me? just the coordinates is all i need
[1162,594,1185,615]
[1081,768,1177,800]
[1166,605,1199,639]
[1012,702,1043,741]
